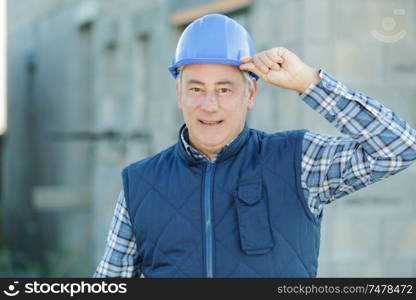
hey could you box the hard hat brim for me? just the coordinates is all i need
[169,58,259,81]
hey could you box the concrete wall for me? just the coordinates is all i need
[4,0,416,276]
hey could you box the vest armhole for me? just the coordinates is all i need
[294,129,322,226]
[121,166,145,277]
[121,167,136,232]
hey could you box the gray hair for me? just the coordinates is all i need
[177,66,255,95]
[241,70,255,93]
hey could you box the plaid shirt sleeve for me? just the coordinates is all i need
[300,69,416,217]
[93,189,142,278]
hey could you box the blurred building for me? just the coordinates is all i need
[3,0,416,277]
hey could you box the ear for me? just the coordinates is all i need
[246,78,258,111]
[176,80,183,109]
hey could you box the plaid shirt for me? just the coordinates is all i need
[93,69,416,277]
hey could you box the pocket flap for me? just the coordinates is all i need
[234,181,274,255]
[238,181,262,205]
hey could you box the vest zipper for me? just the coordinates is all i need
[203,162,215,278]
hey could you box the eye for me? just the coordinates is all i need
[218,88,231,95]
[189,87,203,95]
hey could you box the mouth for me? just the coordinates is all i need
[198,120,224,127]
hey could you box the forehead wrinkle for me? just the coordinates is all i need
[185,79,205,85]
[185,79,237,86]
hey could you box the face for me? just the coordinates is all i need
[176,64,257,159]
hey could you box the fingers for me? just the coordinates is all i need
[266,48,284,63]
[239,60,265,80]
[258,51,280,71]
[240,55,270,77]
[240,49,284,75]
[252,55,268,73]
[240,56,251,63]
[265,49,284,69]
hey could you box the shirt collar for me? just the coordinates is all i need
[180,125,239,163]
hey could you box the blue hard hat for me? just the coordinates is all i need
[169,13,258,80]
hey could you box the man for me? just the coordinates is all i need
[94,14,416,278]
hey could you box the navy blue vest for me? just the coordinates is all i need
[122,125,322,277]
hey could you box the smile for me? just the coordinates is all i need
[199,120,224,127]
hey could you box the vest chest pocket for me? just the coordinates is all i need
[234,180,275,255]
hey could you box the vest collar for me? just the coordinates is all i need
[176,123,250,165]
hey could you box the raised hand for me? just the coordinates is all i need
[239,47,320,93]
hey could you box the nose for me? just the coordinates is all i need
[201,91,219,112]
